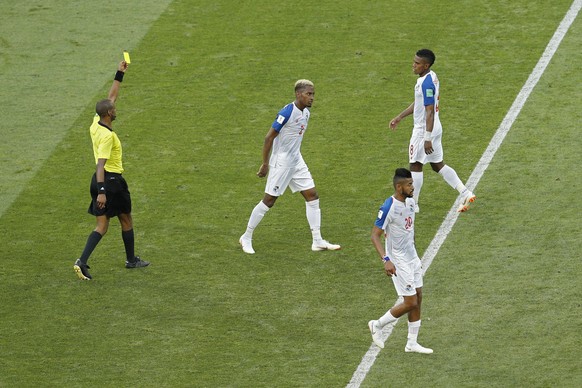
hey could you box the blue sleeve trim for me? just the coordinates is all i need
[422,75,436,106]
[374,197,394,229]
[271,103,293,132]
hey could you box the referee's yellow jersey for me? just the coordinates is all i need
[89,114,123,174]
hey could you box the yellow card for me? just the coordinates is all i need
[123,51,131,64]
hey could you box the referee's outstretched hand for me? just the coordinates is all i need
[118,61,128,73]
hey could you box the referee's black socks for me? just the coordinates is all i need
[122,229,135,262]
[79,231,103,264]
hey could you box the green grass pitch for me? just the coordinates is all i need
[0,0,581,386]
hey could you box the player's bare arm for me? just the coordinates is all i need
[371,226,396,277]
[107,61,128,103]
[424,104,435,154]
[389,102,414,130]
[257,127,278,178]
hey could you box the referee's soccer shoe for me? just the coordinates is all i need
[125,256,150,269]
[73,259,92,280]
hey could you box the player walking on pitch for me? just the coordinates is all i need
[368,168,432,353]
[239,80,341,254]
[73,57,149,280]
[389,49,475,213]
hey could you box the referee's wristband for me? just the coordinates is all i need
[382,256,391,263]
[97,182,106,194]
[114,71,124,82]
[424,131,433,141]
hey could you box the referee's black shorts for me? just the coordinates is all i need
[88,172,132,217]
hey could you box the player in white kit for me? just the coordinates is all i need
[239,80,341,254]
[368,168,432,353]
[389,49,475,213]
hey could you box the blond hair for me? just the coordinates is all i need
[294,79,314,92]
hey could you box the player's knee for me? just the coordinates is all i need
[431,162,444,172]
[403,295,419,310]
[262,195,277,208]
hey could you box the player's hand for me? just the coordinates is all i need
[424,140,433,154]
[97,193,107,209]
[384,261,396,277]
[389,117,400,130]
[118,61,128,72]
[257,163,269,178]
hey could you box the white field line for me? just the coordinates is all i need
[347,1,582,386]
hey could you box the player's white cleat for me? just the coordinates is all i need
[368,320,384,349]
[405,342,433,354]
[239,236,255,254]
[311,239,341,251]
[457,191,476,212]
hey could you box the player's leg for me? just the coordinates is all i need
[404,259,432,353]
[369,260,418,348]
[241,193,277,249]
[297,187,341,252]
[368,294,418,349]
[430,162,476,212]
[410,162,424,213]
[427,134,476,212]
[288,160,340,251]
[240,164,293,254]
[409,135,426,212]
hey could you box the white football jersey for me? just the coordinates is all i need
[270,102,309,167]
[374,196,418,262]
[413,70,442,137]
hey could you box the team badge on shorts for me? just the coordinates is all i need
[405,284,414,292]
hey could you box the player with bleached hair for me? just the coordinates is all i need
[239,80,340,254]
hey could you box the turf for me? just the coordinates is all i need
[0,0,580,386]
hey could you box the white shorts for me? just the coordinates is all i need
[265,160,315,197]
[409,132,444,164]
[391,257,423,296]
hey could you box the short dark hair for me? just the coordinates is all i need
[393,168,412,186]
[96,99,114,118]
[416,48,436,66]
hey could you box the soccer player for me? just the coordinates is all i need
[368,168,433,354]
[73,59,149,280]
[239,80,341,254]
[389,49,475,213]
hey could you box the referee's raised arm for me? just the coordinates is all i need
[108,60,128,103]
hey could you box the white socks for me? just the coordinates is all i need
[244,199,324,242]
[411,171,423,205]
[243,201,270,240]
[378,310,398,327]
[305,199,322,241]
[407,320,421,345]
[438,165,467,194]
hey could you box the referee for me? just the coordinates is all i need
[74,59,149,280]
